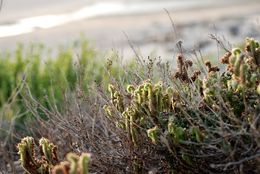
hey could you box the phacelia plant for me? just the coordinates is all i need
[17,137,59,174]
[17,137,91,174]
[103,38,260,173]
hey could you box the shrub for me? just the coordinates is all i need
[0,38,126,136]
[103,37,260,173]
[0,38,128,171]
[15,37,260,173]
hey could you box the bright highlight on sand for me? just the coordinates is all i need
[0,0,223,38]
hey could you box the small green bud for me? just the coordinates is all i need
[181,153,192,165]
[147,126,159,144]
[257,84,260,95]
[239,64,248,84]
[140,116,145,126]
[232,48,241,57]
[108,84,115,93]
[144,82,152,92]
[250,73,257,85]
[190,127,203,142]
[154,88,163,112]
[168,122,175,135]
[234,54,244,76]
[174,126,185,143]
[137,92,142,105]
[116,121,125,129]
[78,153,91,174]
[127,85,135,93]
[113,91,120,98]
[154,81,163,90]
[166,87,173,94]
[103,105,112,117]
[227,79,238,91]
[229,55,236,65]
[168,122,185,144]
[236,84,245,93]
[67,153,79,174]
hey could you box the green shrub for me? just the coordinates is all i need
[103,38,260,173]
[11,37,260,173]
[0,38,128,135]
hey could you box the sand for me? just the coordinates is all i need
[0,1,259,60]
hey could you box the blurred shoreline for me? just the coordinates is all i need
[0,0,247,38]
[0,0,247,22]
[0,0,259,60]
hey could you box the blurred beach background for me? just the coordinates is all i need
[0,0,259,59]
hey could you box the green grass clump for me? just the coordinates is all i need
[0,38,127,135]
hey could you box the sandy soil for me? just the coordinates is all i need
[0,1,259,60]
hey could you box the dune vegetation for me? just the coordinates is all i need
[0,37,259,173]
